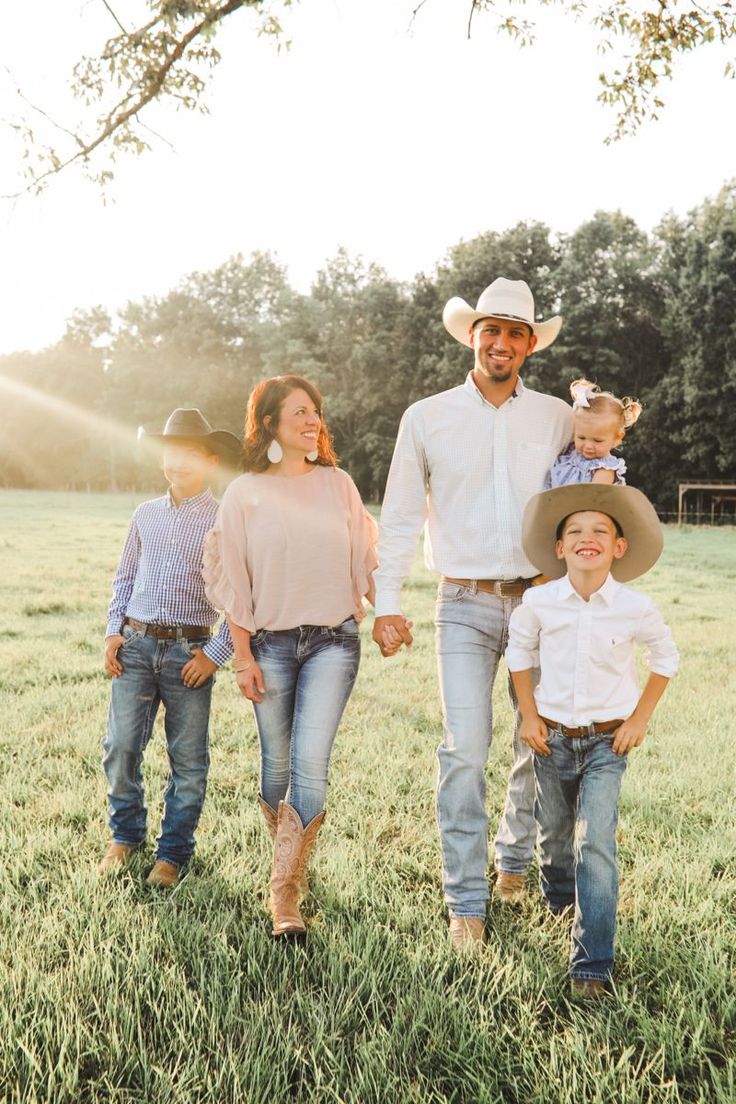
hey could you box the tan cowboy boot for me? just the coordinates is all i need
[98,842,138,874]
[448,916,486,951]
[493,870,527,904]
[270,801,325,937]
[259,794,311,897]
[146,860,180,888]
[258,794,278,841]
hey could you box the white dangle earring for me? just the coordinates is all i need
[306,448,318,462]
[267,438,283,464]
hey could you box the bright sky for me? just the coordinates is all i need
[1,0,735,355]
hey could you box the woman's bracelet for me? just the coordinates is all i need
[232,657,254,673]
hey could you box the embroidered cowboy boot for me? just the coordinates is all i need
[259,794,308,896]
[270,801,325,937]
[258,794,278,840]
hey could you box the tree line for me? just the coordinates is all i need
[2,182,736,514]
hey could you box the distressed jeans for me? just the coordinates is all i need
[534,726,628,980]
[435,581,537,918]
[251,617,360,827]
[102,623,212,867]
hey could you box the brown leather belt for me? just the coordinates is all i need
[441,576,536,599]
[125,617,211,640]
[540,716,624,739]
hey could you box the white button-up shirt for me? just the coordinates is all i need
[505,574,679,726]
[373,373,573,616]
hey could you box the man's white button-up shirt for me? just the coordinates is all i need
[373,373,573,616]
[505,574,679,727]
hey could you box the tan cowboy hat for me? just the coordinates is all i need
[442,277,562,352]
[522,484,663,582]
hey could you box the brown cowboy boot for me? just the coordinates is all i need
[270,801,325,937]
[259,794,309,896]
[258,794,278,841]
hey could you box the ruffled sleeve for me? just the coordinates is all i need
[547,445,627,486]
[586,453,627,483]
[344,474,379,621]
[603,455,627,484]
[202,478,257,633]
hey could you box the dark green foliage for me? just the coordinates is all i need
[2,189,736,510]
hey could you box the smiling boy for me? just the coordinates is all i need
[100,408,238,887]
[505,484,679,998]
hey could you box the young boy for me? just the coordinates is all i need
[100,407,239,887]
[505,484,679,999]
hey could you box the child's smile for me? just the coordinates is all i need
[556,510,628,586]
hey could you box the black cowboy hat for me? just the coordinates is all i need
[138,408,241,462]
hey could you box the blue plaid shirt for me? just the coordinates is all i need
[106,488,233,667]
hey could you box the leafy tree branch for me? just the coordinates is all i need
[4,0,292,196]
[469,0,736,140]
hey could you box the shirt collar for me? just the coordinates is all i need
[165,487,214,510]
[558,572,618,605]
[463,372,525,406]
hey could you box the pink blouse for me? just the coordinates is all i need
[203,466,378,633]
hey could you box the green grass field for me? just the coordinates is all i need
[0,489,734,1104]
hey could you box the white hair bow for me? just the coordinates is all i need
[571,383,595,409]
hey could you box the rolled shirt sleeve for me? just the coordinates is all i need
[202,617,233,667]
[505,598,541,672]
[635,600,680,678]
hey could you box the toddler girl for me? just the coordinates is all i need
[546,378,641,488]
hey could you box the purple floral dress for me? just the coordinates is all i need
[545,442,627,488]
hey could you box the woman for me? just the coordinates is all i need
[204,375,379,937]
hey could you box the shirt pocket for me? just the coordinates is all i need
[590,633,632,675]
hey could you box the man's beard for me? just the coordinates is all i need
[480,363,513,384]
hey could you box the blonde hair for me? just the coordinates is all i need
[569,378,642,431]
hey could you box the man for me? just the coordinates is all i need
[372,277,573,948]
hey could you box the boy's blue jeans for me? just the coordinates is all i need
[435,582,537,919]
[251,618,360,827]
[102,623,212,868]
[534,725,628,981]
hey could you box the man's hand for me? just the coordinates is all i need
[373,614,413,657]
[235,661,266,703]
[611,716,647,756]
[520,714,551,756]
[181,650,217,688]
[104,634,126,678]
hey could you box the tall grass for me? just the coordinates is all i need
[0,490,734,1103]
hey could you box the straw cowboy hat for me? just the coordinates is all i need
[522,484,663,583]
[442,277,562,352]
[139,408,241,462]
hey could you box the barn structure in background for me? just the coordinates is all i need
[677,481,736,525]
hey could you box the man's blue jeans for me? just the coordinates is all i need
[534,726,628,980]
[102,623,212,868]
[251,618,360,827]
[435,582,537,918]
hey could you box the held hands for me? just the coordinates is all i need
[181,649,217,689]
[372,615,414,658]
[519,713,551,757]
[104,634,126,678]
[235,660,266,703]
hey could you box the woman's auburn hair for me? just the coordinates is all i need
[241,375,338,472]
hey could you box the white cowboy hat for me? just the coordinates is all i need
[442,277,562,352]
[522,484,663,583]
